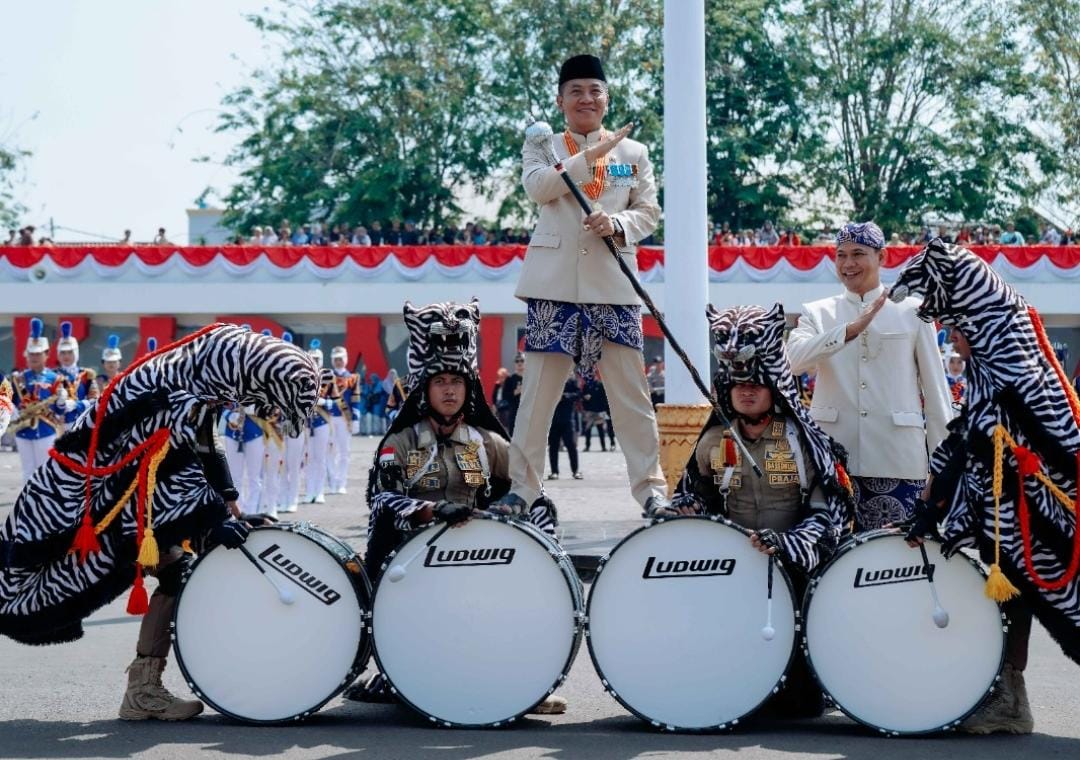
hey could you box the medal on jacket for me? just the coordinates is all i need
[455,442,485,487]
[563,130,607,200]
[606,163,639,188]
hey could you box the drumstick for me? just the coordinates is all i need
[386,522,452,583]
[238,545,296,605]
[761,554,776,642]
[918,542,949,628]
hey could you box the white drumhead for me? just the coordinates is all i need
[805,533,1004,733]
[588,518,796,729]
[372,518,579,725]
[175,526,366,722]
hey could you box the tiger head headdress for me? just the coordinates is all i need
[403,298,481,392]
[704,302,854,512]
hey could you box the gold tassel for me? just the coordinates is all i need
[137,527,160,568]
[985,563,1020,602]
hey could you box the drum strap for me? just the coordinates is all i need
[784,418,810,495]
[465,425,493,496]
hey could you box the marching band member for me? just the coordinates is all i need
[10,318,70,483]
[279,331,306,513]
[97,334,124,394]
[671,304,855,719]
[304,340,333,504]
[350,299,562,713]
[54,320,96,426]
[328,346,358,495]
[0,378,14,440]
[222,404,267,515]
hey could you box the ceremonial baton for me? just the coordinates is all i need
[524,121,762,477]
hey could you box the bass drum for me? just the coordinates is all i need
[371,513,584,727]
[173,522,372,723]
[587,516,798,731]
[803,529,1006,735]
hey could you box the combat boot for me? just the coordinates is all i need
[959,663,1032,734]
[530,694,568,715]
[118,655,204,721]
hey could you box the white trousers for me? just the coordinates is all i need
[329,417,351,492]
[260,439,285,513]
[282,433,307,509]
[509,342,665,507]
[223,437,266,514]
[16,435,55,484]
[305,424,331,500]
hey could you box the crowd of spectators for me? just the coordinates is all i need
[711,219,1078,247]
[236,219,534,247]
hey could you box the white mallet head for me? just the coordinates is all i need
[932,606,949,628]
[387,565,407,583]
[278,587,296,605]
[761,625,775,641]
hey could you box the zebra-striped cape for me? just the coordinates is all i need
[0,324,319,645]
[893,240,1080,664]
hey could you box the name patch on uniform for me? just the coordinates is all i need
[406,449,440,490]
[455,442,485,487]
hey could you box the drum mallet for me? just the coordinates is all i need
[762,554,776,642]
[386,523,452,583]
[524,121,763,478]
[918,542,949,628]
[238,545,296,605]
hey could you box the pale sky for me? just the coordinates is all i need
[2,1,275,243]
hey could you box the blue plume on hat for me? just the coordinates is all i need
[310,339,321,350]
[147,337,158,352]
[937,328,948,347]
[61,321,73,338]
[107,334,120,350]
[282,331,293,343]
[261,328,272,336]
[241,323,252,331]
[30,317,43,339]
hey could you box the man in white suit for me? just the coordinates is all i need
[787,221,952,530]
[492,54,669,518]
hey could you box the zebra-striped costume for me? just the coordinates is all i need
[365,299,556,578]
[892,240,1080,664]
[675,304,854,572]
[0,324,319,645]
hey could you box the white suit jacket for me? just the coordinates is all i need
[787,284,953,479]
[515,128,660,305]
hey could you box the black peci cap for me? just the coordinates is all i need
[559,54,606,86]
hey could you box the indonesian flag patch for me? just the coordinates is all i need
[379,447,396,465]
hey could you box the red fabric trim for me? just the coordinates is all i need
[5,244,1076,272]
[346,316,387,378]
[479,315,504,400]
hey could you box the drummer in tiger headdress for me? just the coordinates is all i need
[673,304,855,574]
[354,298,563,713]
[670,304,856,718]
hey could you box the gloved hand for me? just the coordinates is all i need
[752,528,784,555]
[241,513,278,528]
[209,519,249,549]
[434,500,473,525]
[670,493,702,516]
[904,498,941,543]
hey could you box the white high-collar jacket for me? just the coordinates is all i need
[787,284,953,480]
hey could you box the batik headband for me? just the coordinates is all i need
[836,221,885,250]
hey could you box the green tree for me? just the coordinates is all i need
[704,0,816,231]
[0,142,29,230]
[797,0,1061,232]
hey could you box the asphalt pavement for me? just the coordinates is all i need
[1,437,1078,760]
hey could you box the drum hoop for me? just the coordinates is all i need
[801,529,1008,736]
[585,515,800,732]
[369,512,584,728]
[172,521,373,725]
